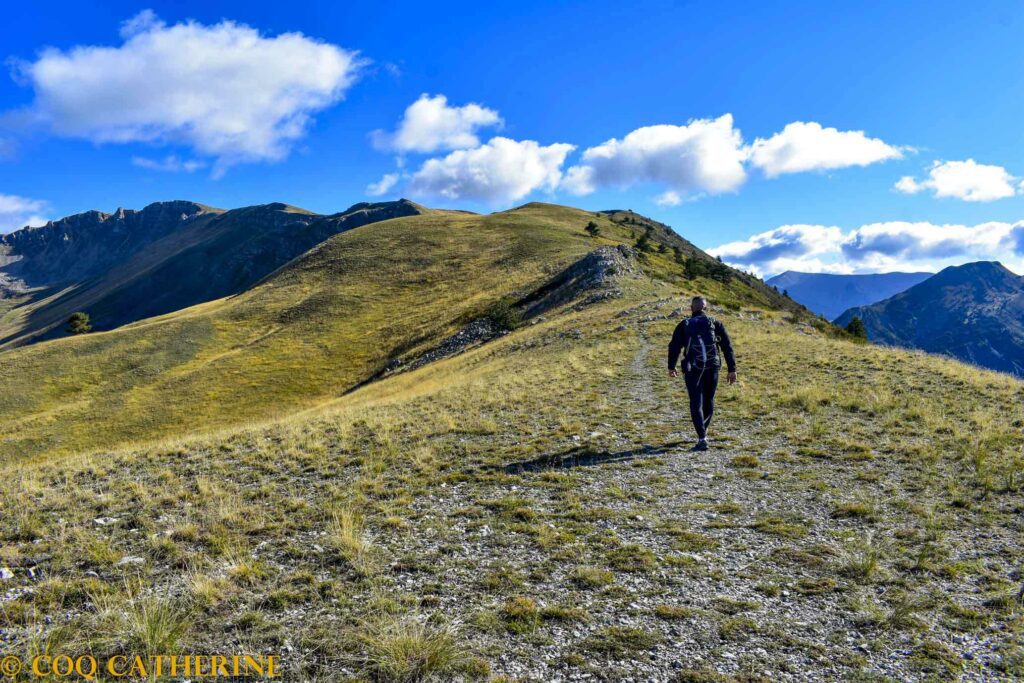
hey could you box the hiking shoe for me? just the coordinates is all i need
[692,439,709,452]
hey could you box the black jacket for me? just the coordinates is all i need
[667,313,736,372]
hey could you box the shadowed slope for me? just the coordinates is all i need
[837,261,1024,375]
[0,200,425,348]
[766,270,933,320]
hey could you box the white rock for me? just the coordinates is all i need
[116,556,145,566]
[0,567,14,581]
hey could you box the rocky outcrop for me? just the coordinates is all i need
[371,245,639,383]
[520,244,637,319]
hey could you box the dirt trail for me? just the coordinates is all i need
[453,318,1000,682]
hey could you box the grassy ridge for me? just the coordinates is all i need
[5,202,1013,679]
[0,203,780,462]
[0,269,1020,680]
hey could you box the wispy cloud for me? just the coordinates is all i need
[0,193,50,233]
[131,155,205,173]
[365,172,400,197]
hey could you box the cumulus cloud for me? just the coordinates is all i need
[131,155,205,173]
[8,11,364,174]
[711,225,845,276]
[562,115,747,198]
[0,194,50,234]
[895,159,1020,202]
[841,221,1013,264]
[748,121,903,177]
[560,116,903,202]
[408,136,574,203]
[366,172,400,197]
[710,220,1024,276]
[371,94,502,153]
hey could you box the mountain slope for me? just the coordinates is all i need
[0,200,221,288]
[0,199,425,348]
[1,232,1020,680]
[836,261,1024,375]
[0,202,793,462]
[766,270,933,319]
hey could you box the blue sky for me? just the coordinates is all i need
[2,1,1024,276]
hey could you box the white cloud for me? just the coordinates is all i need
[0,194,50,234]
[408,136,574,204]
[841,221,1013,264]
[710,225,845,277]
[748,121,903,177]
[654,191,682,207]
[371,94,502,154]
[9,11,364,174]
[131,155,205,173]
[366,172,400,197]
[560,116,902,202]
[895,159,1020,202]
[711,219,1024,276]
[563,115,747,198]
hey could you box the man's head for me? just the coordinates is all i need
[691,296,707,315]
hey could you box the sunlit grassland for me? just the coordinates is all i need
[2,278,1022,678]
[0,202,1021,679]
[0,204,679,463]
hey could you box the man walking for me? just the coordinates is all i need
[667,296,737,451]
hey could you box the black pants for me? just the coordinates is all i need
[684,366,719,440]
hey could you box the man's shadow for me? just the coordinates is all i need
[498,440,687,474]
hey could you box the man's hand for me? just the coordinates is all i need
[727,371,737,385]
[668,369,678,378]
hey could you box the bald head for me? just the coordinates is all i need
[691,296,707,315]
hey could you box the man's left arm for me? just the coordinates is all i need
[715,320,737,381]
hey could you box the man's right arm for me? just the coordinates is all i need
[667,321,687,371]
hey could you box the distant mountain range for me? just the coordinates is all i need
[766,270,933,320]
[835,261,1024,376]
[0,199,425,347]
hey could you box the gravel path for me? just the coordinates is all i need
[375,318,1020,682]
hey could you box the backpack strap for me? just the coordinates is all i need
[705,316,719,345]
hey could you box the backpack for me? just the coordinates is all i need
[684,315,719,371]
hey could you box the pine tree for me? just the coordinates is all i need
[67,312,92,335]
[845,316,868,340]
[584,221,600,237]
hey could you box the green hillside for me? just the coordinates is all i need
[0,203,787,462]
[0,200,424,349]
[0,203,1019,681]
